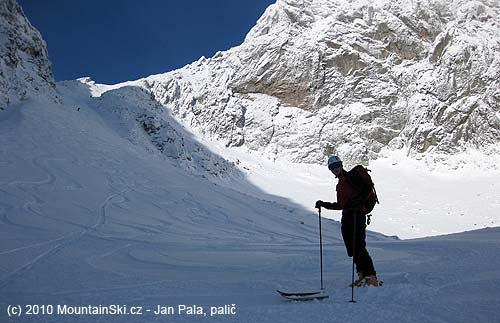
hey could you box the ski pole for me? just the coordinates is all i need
[350,209,357,303]
[318,207,324,291]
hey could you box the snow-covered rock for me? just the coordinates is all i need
[138,0,500,168]
[0,0,55,110]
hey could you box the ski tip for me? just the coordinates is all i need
[277,289,324,296]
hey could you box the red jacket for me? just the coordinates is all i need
[336,170,358,211]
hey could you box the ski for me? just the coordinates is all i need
[277,289,329,301]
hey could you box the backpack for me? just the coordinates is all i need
[347,165,380,217]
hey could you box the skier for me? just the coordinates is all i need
[315,155,379,287]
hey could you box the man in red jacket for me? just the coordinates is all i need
[315,155,378,287]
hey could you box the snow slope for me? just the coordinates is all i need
[1,83,499,323]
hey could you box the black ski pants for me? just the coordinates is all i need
[341,211,376,277]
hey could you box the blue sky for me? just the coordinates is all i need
[18,0,275,84]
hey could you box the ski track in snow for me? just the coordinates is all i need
[0,96,499,323]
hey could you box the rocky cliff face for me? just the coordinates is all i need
[0,0,55,110]
[139,0,500,167]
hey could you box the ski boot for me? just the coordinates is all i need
[364,275,379,287]
[350,272,365,287]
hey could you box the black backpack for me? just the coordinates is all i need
[347,165,380,217]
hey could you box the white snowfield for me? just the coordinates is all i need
[0,85,499,323]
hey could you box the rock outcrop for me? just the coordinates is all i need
[0,0,55,110]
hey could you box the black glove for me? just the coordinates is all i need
[315,200,324,209]
[330,202,341,210]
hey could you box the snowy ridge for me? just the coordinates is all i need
[60,78,240,179]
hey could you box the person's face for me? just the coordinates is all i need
[329,164,342,177]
